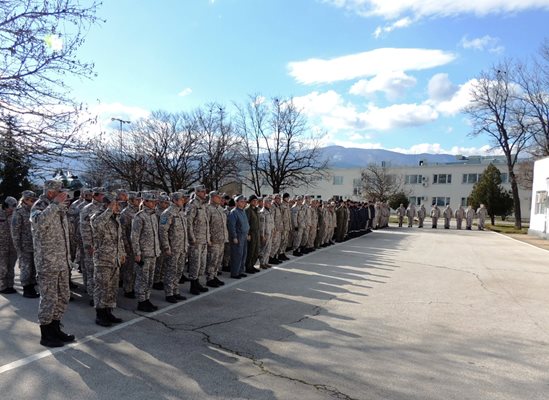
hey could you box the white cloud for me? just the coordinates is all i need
[460,35,504,54]
[349,70,417,100]
[177,87,193,97]
[433,79,477,116]
[389,143,499,156]
[373,17,413,38]
[428,73,458,102]
[288,48,456,85]
[81,102,151,138]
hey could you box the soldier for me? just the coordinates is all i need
[119,191,141,298]
[116,189,129,210]
[205,191,228,287]
[91,193,126,327]
[152,194,171,291]
[79,187,106,305]
[269,194,283,264]
[443,204,453,229]
[30,180,75,347]
[306,199,319,250]
[228,195,250,278]
[373,202,381,229]
[10,191,39,298]
[396,203,406,227]
[131,192,161,312]
[465,205,475,230]
[75,188,93,272]
[0,196,18,295]
[430,204,441,229]
[455,206,465,230]
[258,196,274,269]
[159,192,189,303]
[406,203,416,228]
[291,196,304,256]
[477,204,488,230]
[245,194,260,272]
[300,195,312,251]
[186,185,210,295]
[221,194,233,273]
[417,204,426,228]
[279,193,292,259]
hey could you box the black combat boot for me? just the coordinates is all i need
[95,309,112,327]
[52,320,75,342]
[145,299,158,311]
[106,308,123,323]
[292,249,302,257]
[137,301,154,312]
[190,279,201,295]
[179,274,189,284]
[195,280,209,293]
[40,323,64,348]
[165,295,178,303]
[22,284,40,298]
[152,282,164,290]
[123,291,136,299]
[206,279,220,288]
[174,293,187,301]
[213,277,225,286]
[0,287,16,294]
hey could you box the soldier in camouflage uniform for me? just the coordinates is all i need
[159,192,189,303]
[258,196,274,269]
[79,187,106,305]
[306,199,319,251]
[0,196,18,295]
[186,185,210,295]
[291,196,304,256]
[131,192,161,312]
[10,191,39,298]
[74,189,93,274]
[116,189,129,210]
[269,194,283,265]
[152,194,170,291]
[91,193,126,326]
[30,180,75,347]
[299,196,312,253]
[279,193,292,259]
[119,191,141,298]
[205,191,228,288]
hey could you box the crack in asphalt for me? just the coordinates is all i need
[132,311,176,331]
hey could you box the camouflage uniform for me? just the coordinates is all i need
[10,201,36,287]
[159,202,188,297]
[206,202,228,281]
[131,205,161,302]
[30,194,71,325]
[80,199,103,297]
[258,203,274,267]
[67,197,84,262]
[186,196,210,281]
[245,202,260,269]
[120,201,139,294]
[315,204,326,248]
[154,199,170,286]
[0,207,17,291]
[306,202,318,248]
[300,201,311,248]
[280,199,292,253]
[91,207,126,309]
[269,201,283,259]
[291,200,304,251]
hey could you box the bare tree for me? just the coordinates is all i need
[0,0,102,162]
[236,95,329,195]
[194,104,242,190]
[360,163,405,202]
[464,62,531,228]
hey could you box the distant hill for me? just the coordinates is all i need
[319,146,458,168]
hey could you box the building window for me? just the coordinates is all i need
[433,174,452,184]
[405,174,423,184]
[352,178,362,187]
[462,173,481,184]
[535,191,547,214]
[500,173,508,183]
[353,187,361,196]
[460,197,469,207]
[432,197,451,206]
[332,176,343,185]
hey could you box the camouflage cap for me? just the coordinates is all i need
[22,190,37,199]
[295,195,303,200]
[128,191,140,200]
[194,184,206,192]
[82,188,93,196]
[170,192,185,201]
[4,196,17,208]
[116,188,128,196]
[92,187,107,195]
[263,196,273,203]
[159,194,170,202]
[209,190,221,197]
[44,179,64,191]
[141,192,157,201]
[234,194,247,202]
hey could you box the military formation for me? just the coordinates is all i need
[0,179,488,348]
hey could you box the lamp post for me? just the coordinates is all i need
[111,117,130,135]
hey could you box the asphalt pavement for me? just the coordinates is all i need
[1,225,548,400]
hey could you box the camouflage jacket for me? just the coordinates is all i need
[258,207,274,238]
[79,199,103,249]
[0,209,14,254]
[131,207,161,258]
[91,208,126,267]
[10,203,33,253]
[206,203,228,244]
[159,204,188,253]
[187,197,210,244]
[120,203,139,254]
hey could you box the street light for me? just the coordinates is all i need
[111,117,130,134]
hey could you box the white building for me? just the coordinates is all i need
[243,155,532,220]
[528,157,549,238]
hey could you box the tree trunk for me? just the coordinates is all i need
[508,169,522,229]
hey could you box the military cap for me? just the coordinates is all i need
[248,194,258,202]
[4,196,17,208]
[234,195,247,202]
[273,193,281,198]
[141,192,157,201]
[282,193,290,199]
[209,190,221,198]
[82,188,93,195]
[159,194,170,202]
[263,196,273,203]
[295,195,303,200]
[22,190,37,199]
[116,188,128,196]
[92,187,107,195]
[128,191,140,199]
[44,179,64,191]
[194,184,206,192]
[170,192,185,201]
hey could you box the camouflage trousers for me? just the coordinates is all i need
[323,227,333,244]
[17,251,36,287]
[206,243,224,280]
[94,264,120,309]
[307,225,317,248]
[188,243,207,280]
[456,218,463,230]
[154,254,165,284]
[292,228,304,250]
[222,243,231,269]
[0,249,16,291]
[37,268,70,325]
[280,229,289,254]
[300,226,309,247]
[315,225,325,248]
[135,256,155,302]
[259,233,272,266]
[79,243,87,288]
[287,229,294,251]
[121,251,135,293]
[269,229,281,258]
[163,250,186,296]
[83,252,95,297]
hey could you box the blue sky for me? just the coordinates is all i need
[68,0,549,155]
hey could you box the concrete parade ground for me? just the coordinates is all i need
[1,226,548,400]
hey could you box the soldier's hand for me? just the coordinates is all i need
[247,235,251,241]
[233,238,238,244]
[164,249,171,256]
[120,256,126,264]
[53,191,68,205]
[135,255,141,264]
